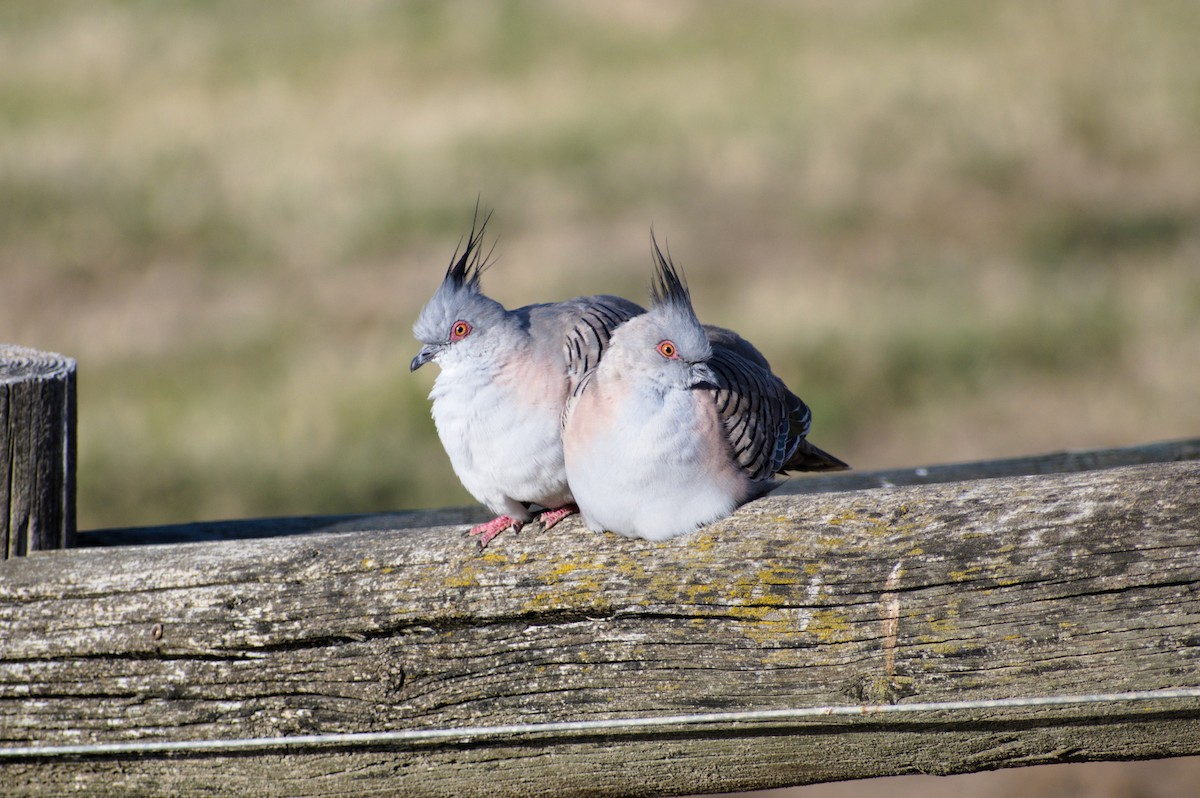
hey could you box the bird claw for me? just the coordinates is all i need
[537,504,579,531]
[468,504,578,549]
[469,516,523,549]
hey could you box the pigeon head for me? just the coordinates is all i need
[411,211,508,372]
[607,236,715,391]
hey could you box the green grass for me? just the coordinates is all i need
[3,1,1199,528]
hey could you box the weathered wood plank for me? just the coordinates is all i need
[2,462,1199,797]
[780,435,1200,495]
[0,345,76,558]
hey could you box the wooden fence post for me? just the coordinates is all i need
[0,344,77,558]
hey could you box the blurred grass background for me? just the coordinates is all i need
[2,2,1198,795]
[6,1,1197,532]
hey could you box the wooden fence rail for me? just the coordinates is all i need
[1,346,1199,797]
[3,463,1200,796]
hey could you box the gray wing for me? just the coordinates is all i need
[560,295,644,426]
[707,326,846,480]
[703,324,772,370]
[563,295,644,389]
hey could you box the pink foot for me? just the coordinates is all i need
[469,515,523,549]
[537,504,579,531]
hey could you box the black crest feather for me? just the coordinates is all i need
[445,203,496,292]
[649,231,694,312]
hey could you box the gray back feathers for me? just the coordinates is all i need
[563,297,645,386]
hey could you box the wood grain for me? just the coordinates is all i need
[0,345,76,558]
[2,461,1199,796]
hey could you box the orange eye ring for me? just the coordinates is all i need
[657,340,678,359]
[450,320,472,341]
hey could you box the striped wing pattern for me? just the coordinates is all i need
[562,296,644,426]
[565,298,642,385]
[707,338,811,482]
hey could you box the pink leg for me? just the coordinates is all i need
[537,503,579,531]
[469,515,524,549]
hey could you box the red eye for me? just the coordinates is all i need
[657,340,678,359]
[450,320,472,341]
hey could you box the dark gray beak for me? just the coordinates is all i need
[690,362,719,391]
[410,345,439,372]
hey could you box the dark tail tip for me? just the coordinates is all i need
[784,439,851,473]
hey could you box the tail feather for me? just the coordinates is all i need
[783,439,850,473]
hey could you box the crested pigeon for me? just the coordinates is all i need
[561,238,847,540]
[411,211,643,547]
